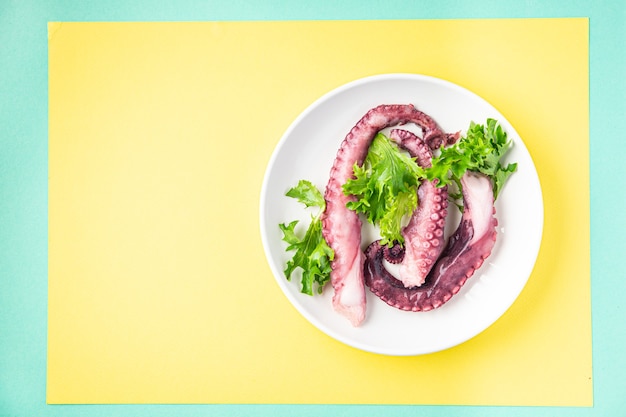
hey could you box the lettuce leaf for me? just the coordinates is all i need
[342,132,423,246]
[279,180,334,295]
[427,118,517,199]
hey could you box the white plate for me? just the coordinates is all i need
[260,73,543,356]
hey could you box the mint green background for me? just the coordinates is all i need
[1,0,624,416]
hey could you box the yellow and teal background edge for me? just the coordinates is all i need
[1,1,624,416]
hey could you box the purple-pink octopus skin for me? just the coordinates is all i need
[364,172,498,312]
[321,104,451,326]
[389,128,449,288]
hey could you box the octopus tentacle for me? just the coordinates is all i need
[390,128,433,166]
[382,243,404,264]
[321,104,449,326]
[389,129,448,287]
[364,172,497,312]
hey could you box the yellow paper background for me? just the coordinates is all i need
[47,19,590,405]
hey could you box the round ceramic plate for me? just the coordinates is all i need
[260,73,543,356]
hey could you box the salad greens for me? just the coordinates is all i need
[342,118,516,246]
[342,132,422,246]
[425,118,517,199]
[279,180,334,295]
[279,118,517,295]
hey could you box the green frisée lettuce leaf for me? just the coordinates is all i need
[426,118,517,199]
[342,132,423,246]
[279,180,334,295]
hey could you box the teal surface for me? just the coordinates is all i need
[1,1,624,416]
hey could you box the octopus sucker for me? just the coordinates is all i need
[321,104,450,326]
[364,172,498,312]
